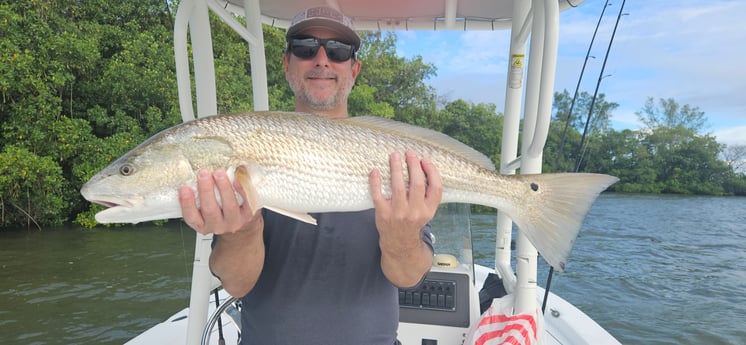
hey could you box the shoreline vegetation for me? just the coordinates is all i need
[1,2,744,229]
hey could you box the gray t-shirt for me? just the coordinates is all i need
[237,209,432,345]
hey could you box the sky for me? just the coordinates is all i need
[393,0,745,147]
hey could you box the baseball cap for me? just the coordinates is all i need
[286,6,361,50]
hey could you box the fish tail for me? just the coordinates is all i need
[506,173,618,271]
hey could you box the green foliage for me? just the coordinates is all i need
[432,100,503,166]
[0,146,67,228]
[1,0,175,227]
[550,89,618,172]
[723,173,746,196]
[544,121,582,172]
[263,26,296,111]
[211,14,256,113]
[351,32,437,117]
[552,89,616,134]
[574,105,738,195]
[428,100,504,214]
[348,84,395,118]
[636,97,708,133]
[549,90,742,195]
[74,205,106,229]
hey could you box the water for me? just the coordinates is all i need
[1,194,745,344]
[537,194,746,345]
[0,225,197,344]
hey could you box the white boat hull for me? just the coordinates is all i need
[125,264,620,345]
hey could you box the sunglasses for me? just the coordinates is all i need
[288,37,356,62]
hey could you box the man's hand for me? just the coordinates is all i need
[369,150,443,288]
[178,168,265,297]
[178,168,261,235]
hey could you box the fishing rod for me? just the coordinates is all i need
[553,0,611,172]
[543,0,628,314]
[575,0,628,172]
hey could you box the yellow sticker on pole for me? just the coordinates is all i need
[511,54,525,67]
[509,54,525,89]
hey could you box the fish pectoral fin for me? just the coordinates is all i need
[233,163,316,226]
[234,164,263,216]
[265,206,318,226]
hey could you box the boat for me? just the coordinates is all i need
[126,0,622,344]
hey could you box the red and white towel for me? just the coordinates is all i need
[466,294,544,345]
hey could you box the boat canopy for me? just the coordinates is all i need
[215,0,580,31]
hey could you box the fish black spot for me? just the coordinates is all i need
[530,182,539,192]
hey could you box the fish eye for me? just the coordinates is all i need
[119,164,135,176]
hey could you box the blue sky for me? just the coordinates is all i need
[393,0,745,147]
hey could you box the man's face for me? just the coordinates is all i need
[284,27,361,117]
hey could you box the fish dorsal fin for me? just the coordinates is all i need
[342,116,496,171]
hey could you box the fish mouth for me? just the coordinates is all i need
[80,185,139,209]
[88,196,135,209]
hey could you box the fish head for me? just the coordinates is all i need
[80,127,234,224]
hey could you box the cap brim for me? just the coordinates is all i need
[286,19,361,49]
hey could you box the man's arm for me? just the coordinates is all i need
[179,168,265,297]
[379,231,434,288]
[370,151,442,288]
[209,224,264,297]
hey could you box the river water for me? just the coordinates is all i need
[1,194,745,344]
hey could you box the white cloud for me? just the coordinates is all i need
[556,1,746,141]
[397,31,510,77]
[713,126,746,147]
[394,0,746,146]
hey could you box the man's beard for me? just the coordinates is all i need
[289,70,354,111]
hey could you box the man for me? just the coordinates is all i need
[178,6,442,345]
